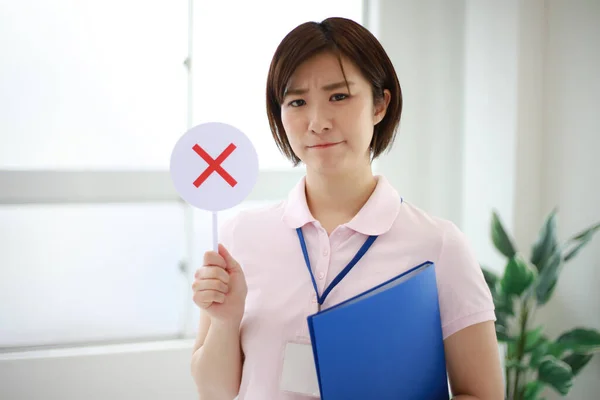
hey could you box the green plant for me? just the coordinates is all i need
[482,209,600,399]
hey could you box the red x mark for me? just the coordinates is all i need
[192,143,237,188]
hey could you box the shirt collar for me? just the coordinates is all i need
[281,174,402,236]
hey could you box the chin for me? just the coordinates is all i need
[310,160,349,176]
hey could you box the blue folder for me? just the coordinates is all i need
[307,261,450,400]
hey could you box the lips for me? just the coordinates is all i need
[308,141,342,149]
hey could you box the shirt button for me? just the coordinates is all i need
[323,249,329,256]
[318,272,325,280]
[312,294,318,303]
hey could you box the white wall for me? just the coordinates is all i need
[375,0,599,398]
[374,0,523,269]
[534,1,600,398]
[372,0,466,228]
[0,341,198,400]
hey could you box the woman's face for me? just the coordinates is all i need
[281,51,390,176]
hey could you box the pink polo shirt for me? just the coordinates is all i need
[219,174,496,400]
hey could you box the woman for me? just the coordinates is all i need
[191,17,504,400]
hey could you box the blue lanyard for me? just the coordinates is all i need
[296,227,378,308]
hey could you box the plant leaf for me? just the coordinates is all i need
[507,341,518,359]
[538,356,574,395]
[483,266,514,316]
[494,290,514,316]
[530,338,565,368]
[561,353,594,376]
[523,380,545,400]
[505,359,529,371]
[494,310,517,342]
[530,338,550,368]
[548,341,565,359]
[501,254,537,296]
[481,267,499,293]
[525,326,545,352]
[491,211,517,258]
[534,250,561,305]
[563,222,600,262]
[556,328,600,353]
[495,322,514,342]
[570,221,600,241]
[531,209,558,272]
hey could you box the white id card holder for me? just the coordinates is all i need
[279,342,321,398]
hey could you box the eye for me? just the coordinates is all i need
[331,93,349,101]
[287,99,306,107]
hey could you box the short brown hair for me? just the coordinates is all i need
[266,17,402,166]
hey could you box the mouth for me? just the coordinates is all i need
[308,141,343,149]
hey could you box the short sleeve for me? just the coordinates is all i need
[436,222,496,339]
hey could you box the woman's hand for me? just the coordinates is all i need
[192,243,248,326]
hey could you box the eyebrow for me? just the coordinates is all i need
[284,81,354,97]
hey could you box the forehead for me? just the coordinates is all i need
[286,51,365,87]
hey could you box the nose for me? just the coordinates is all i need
[308,106,332,134]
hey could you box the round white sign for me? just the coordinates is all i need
[170,122,259,212]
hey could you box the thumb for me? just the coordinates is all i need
[218,244,243,273]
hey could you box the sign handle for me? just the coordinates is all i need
[212,211,218,252]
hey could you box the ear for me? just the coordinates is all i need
[373,89,392,125]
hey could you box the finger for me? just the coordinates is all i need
[195,266,230,283]
[192,278,229,294]
[194,290,226,306]
[203,251,227,269]
[218,244,242,273]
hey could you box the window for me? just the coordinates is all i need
[0,1,188,170]
[0,0,364,349]
[191,0,365,170]
[0,203,187,348]
[0,0,363,170]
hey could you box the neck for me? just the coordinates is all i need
[305,165,377,234]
